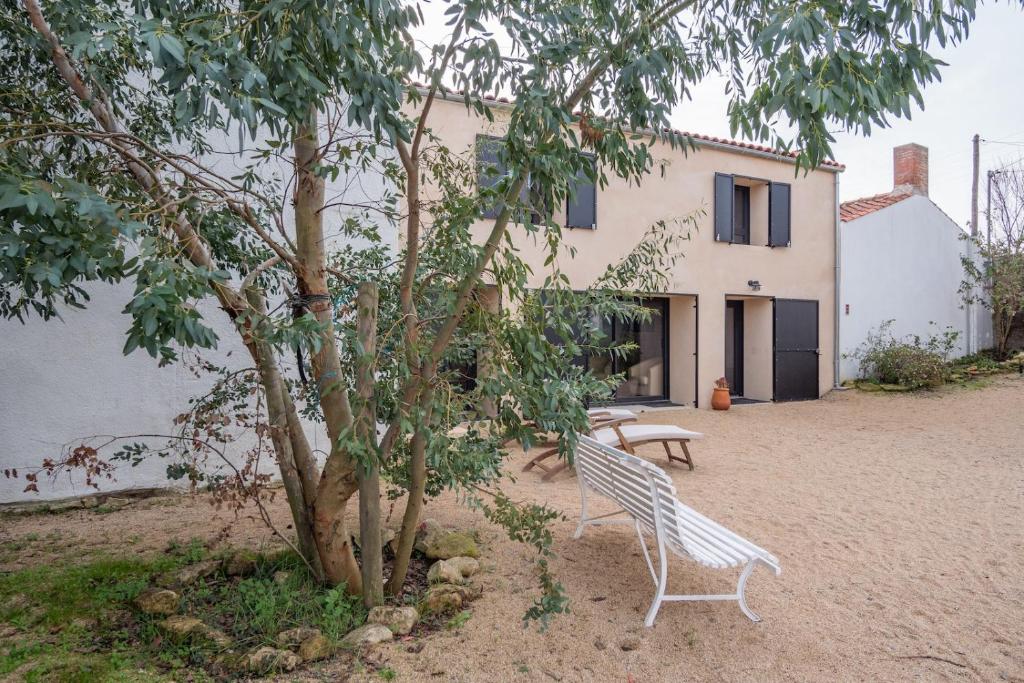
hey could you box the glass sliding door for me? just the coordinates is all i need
[590,297,669,401]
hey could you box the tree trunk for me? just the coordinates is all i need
[279,383,320,508]
[292,111,362,591]
[245,288,323,579]
[385,376,435,595]
[354,282,383,607]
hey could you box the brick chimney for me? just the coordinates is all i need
[893,143,928,196]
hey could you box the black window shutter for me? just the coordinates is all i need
[566,155,597,229]
[714,173,735,242]
[769,182,792,247]
[477,135,505,219]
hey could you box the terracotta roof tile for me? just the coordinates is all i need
[840,192,912,221]
[416,84,845,171]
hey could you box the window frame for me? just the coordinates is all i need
[566,154,598,230]
[732,184,751,245]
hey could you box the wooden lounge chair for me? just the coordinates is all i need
[573,435,781,626]
[520,408,636,476]
[522,417,702,481]
[595,423,702,470]
[586,407,640,427]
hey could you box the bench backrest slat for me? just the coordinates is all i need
[577,436,692,555]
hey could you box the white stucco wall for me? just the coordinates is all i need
[0,125,396,503]
[839,194,993,381]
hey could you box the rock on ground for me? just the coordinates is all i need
[446,556,479,578]
[198,625,232,648]
[158,559,220,588]
[298,633,332,662]
[420,583,480,616]
[158,616,231,648]
[246,646,301,674]
[277,626,323,649]
[340,624,393,649]
[367,605,419,635]
[158,615,203,639]
[415,520,479,560]
[133,588,179,615]
[223,549,258,577]
[427,559,465,585]
[350,526,397,550]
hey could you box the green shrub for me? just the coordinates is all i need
[848,320,955,389]
[950,350,1003,372]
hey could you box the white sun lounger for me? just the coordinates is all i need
[574,434,781,627]
[592,423,703,470]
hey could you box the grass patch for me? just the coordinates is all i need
[0,551,190,681]
[0,539,366,681]
[183,555,365,648]
[445,610,472,630]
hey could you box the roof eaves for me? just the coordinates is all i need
[415,84,845,172]
[839,192,912,221]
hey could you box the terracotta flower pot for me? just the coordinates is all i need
[711,387,731,411]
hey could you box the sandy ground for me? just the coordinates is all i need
[3,376,1023,682]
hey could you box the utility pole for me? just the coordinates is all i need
[971,133,980,236]
[967,134,980,354]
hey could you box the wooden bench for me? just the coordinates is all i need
[573,435,781,627]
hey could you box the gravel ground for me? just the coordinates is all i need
[3,376,1023,682]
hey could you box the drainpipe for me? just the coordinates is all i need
[833,171,844,389]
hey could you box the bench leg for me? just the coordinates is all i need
[634,520,668,628]
[634,535,767,626]
[736,560,761,623]
[573,481,590,539]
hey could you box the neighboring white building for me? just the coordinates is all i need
[838,143,993,381]
[0,126,395,504]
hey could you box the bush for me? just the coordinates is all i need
[848,320,955,389]
[950,350,1002,372]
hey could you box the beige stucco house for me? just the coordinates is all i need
[426,95,843,408]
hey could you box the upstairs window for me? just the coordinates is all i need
[733,184,751,244]
[714,172,791,247]
[476,135,527,219]
[566,155,597,229]
[478,137,598,230]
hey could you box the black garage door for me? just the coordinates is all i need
[773,299,819,401]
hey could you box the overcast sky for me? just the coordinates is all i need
[668,2,1024,231]
[417,2,1024,231]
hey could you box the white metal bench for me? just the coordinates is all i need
[573,434,781,627]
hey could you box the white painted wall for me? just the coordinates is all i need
[839,194,993,381]
[0,125,397,503]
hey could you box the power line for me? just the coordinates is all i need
[991,158,1024,172]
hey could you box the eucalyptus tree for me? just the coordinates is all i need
[2,0,989,618]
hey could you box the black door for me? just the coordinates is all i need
[773,299,819,401]
[724,301,744,396]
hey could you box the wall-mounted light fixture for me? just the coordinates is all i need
[747,279,761,292]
